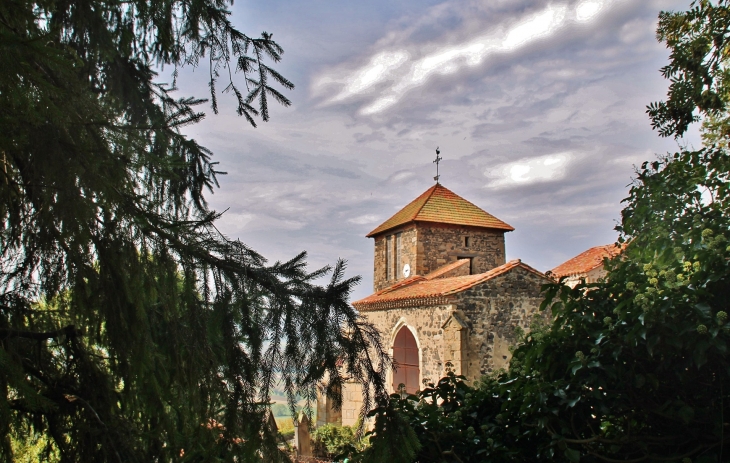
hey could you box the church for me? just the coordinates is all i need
[317,182,552,427]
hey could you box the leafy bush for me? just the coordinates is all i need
[312,424,367,459]
[10,432,59,463]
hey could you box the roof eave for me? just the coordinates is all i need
[552,262,603,279]
[367,220,514,238]
[353,260,550,310]
[353,295,456,311]
[366,221,417,238]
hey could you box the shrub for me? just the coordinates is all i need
[312,424,367,459]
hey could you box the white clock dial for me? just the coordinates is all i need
[402,264,411,278]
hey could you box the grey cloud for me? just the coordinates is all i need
[314,1,663,118]
[385,170,417,183]
[522,135,588,150]
[175,0,696,302]
[318,167,361,179]
[354,131,387,144]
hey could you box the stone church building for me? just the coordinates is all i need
[318,183,552,427]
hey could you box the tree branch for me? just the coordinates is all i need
[0,325,79,341]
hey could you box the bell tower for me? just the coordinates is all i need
[367,184,514,292]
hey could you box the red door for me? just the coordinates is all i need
[392,327,420,394]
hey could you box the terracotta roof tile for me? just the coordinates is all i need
[423,259,470,280]
[551,244,623,278]
[366,184,514,237]
[377,275,426,294]
[352,260,547,310]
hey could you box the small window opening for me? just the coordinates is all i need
[464,236,470,247]
[395,232,402,279]
[385,235,393,280]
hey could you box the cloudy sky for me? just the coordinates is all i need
[177,0,699,301]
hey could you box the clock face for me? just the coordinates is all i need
[402,264,411,278]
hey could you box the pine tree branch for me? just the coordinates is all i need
[0,325,79,340]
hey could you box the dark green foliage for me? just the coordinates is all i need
[311,423,367,459]
[374,374,511,463]
[648,0,730,139]
[355,398,421,463]
[0,0,389,461]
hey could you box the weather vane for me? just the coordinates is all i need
[433,147,442,183]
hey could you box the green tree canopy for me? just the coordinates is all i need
[649,0,730,141]
[0,0,389,461]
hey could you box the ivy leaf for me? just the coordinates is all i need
[695,302,712,317]
[564,447,581,462]
[677,403,695,424]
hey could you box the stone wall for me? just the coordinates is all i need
[372,225,418,292]
[295,414,312,456]
[416,223,506,276]
[442,313,468,376]
[347,265,548,427]
[373,234,387,292]
[315,390,342,428]
[360,304,455,391]
[371,223,507,292]
[339,381,364,427]
[362,266,548,386]
[455,266,549,377]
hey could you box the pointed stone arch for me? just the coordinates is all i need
[391,323,420,394]
[442,312,468,376]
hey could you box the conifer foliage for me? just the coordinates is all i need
[0,0,389,461]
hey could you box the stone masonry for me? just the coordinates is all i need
[363,265,547,382]
[454,265,549,375]
[417,223,506,277]
[319,183,550,428]
[373,223,506,292]
[358,303,455,391]
[373,225,418,292]
[332,264,549,426]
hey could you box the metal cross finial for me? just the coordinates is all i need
[433,147,442,183]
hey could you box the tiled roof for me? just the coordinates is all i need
[551,244,623,278]
[353,260,546,310]
[366,184,514,237]
[423,259,470,280]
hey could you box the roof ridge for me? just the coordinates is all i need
[427,185,480,216]
[423,258,470,280]
[441,260,521,295]
[409,184,438,221]
[378,275,425,294]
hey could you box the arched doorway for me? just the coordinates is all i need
[392,326,419,394]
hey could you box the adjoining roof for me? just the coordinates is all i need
[423,259,470,280]
[352,259,546,310]
[550,244,623,278]
[366,183,514,237]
